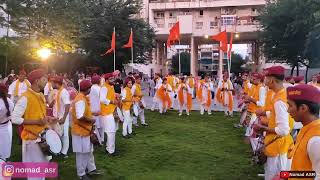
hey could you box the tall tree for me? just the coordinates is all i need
[259,0,320,75]
[230,53,246,74]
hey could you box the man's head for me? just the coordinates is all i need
[204,75,210,82]
[51,76,63,89]
[287,84,320,122]
[79,80,92,95]
[155,73,160,79]
[251,73,262,85]
[27,69,47,92]
[91,75,101,85]
[18,70,27,82]
[104,73,115,85]
[242,73,248,81]
[163,78,167,84]
[223,72,229,82]
[312,75,318,83]
[124,78,133,88]
[134,75,141,84]
[264,66,285,90]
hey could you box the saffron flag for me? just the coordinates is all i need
[167,21,180,48]
[211,30,228,52]
[228,31,233,59]
[101,30,116,56]
[123,30,133,48]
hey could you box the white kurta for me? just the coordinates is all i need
[217,80,234,105]
[43,82,53,96]
[0,98,14,160]
[8,80,30,102]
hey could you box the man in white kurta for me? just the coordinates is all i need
[151,73,163,111]
[199,76,214,115]
[8,71,30,104]
[89,75,104,144]
[217,75,234,116]
[52,76,71,157]
[131,75,148,126]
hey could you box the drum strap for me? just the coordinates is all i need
[75,121,93,133]
[255,135,281,153]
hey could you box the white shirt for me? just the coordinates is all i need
[53,88,71,119]
[89,84,101,113]
[75,100,85,119]
[100,86,111,105]
[273,100,290,136]
[256,86,267,107]
[131,84,139,96]
[307,136,320,180]
[44,82,53,96]
[0,98,14,124]
[8,80,30,97]
[177,84,192,94]
[121,88,130,100]
[155,78,163,89]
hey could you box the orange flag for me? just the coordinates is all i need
[123,30,133,48]
[228,31,233,59]
[167,21,180,48]
[211,30,228,52]
[101,30,116,56]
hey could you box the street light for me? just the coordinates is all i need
[37,48,51,60]
[235,33,240,39]
[204,34,209,39]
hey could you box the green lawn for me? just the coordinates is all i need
[9,111,263,180]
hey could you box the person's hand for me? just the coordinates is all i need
[58,117,66,124]
[256,109,266,117]
[39,117,49,126]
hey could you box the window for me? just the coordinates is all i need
[169,12,173,18]
[205,66,209,70]
[210,21,218,29]
[199,10,203,16]
[195,22,203,29]
[155,12,165,18]
[221,16,236,26]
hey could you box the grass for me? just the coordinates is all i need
[9,111,263,180]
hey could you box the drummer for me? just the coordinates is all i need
[0,83,14,161]
[132,74,148,127]
[11,69,54,173]
[100,73,119,156]
[52,75,71,158]
[71,80,101,179]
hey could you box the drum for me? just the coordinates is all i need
[39,129,62,156]
[67,87,78,101]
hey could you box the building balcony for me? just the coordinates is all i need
[149,0,265,10]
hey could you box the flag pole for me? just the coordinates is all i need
[178,40,181,75]
[113,27,116,72]
[131,28,134,73]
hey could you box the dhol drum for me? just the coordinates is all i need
[39,129,62,156]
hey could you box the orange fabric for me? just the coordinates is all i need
[21,89,47,140]
[71,93,93,137]
[211,30,228,52]
[167,76,175,91]
[100,83,116,116]
[247,84,262,113]
[123,30,133,48]
[55,87,64,116]
[133,83,143,101]
[122,87,133,110]
[14,80,30,96]
[243,80,250,94]
[178,83,192,110]
[216,80,233,111]
[188,78,195,88]
[196,80,204,103]
[167,21,180,48]
[289,119,320,180]
[197,81,211,107]
[264,88,294,157]
[156,84,172,109]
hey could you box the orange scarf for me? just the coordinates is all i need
[157,84,172,109]
[178,83,192,110]
[196,81,211,107]
[216,80,233,111]
[56,87,64,116]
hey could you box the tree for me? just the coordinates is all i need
[171,52,190,74]
[230,53,246,74]
[259,0,320,75]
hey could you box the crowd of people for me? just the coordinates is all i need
[0,66,319,180]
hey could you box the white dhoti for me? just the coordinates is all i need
[93,115,104,144]
[0,122,12,160]
[72,135,96,177]
[133,99,146,125]
[122,110,133,136]
[151,96,159,111]
[264,154,288,180]
[101,115,117,154]
[200,91,211,115]
[190,88,194,98]
[169,91,175,109]
[22,140,49,180]
[60,114,70,155]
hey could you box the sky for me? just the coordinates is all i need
[232,44,248,58]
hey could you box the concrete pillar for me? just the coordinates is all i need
[190,36,198,76]
[156,41,160,65]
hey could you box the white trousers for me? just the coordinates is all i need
[75,152,96,177]
[249,137,259,152]
[200,103,211,115]
[22,140,49,180]
[122,110,133,136]
[264,154,288,180]
[101,115,117,154]
[61,116,70,155]
[179,103,190,114]
[190,88,194,98]
[158,101,167,114]
[151,96,159,111]
[223,105,233,116]
[169,92,175,109]
[245,114,257,137]
[239,109,247,125]
[0,122,12,160]
[133,108,146,125]
[93,116,104,144]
